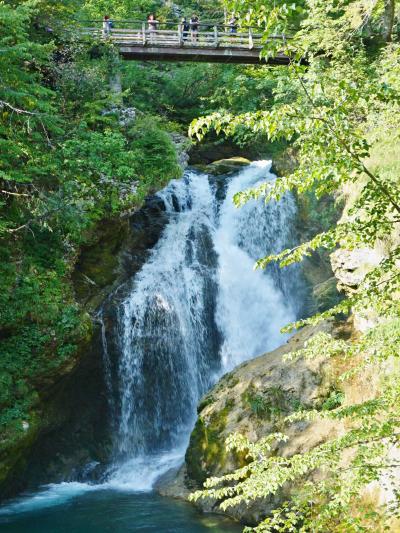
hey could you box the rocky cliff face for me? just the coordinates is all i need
[0,194,171,498]
[0,126,192,499]
[158,320,359,523]
[160,314,384,525]
[184,322,338,490]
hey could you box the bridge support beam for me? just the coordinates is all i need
[118,45,290,65]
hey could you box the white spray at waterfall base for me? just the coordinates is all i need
[0,162,303,514]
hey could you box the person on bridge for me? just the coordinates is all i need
[190,14,199,43]
[102,15,111,37]
[229,14,238,34]
[147,13,158,43]
[181,17,190,42]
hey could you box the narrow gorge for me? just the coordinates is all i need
[0,161,308,531]
[2,1,399,531]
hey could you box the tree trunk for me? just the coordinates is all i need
[383,0,395,42]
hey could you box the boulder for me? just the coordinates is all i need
[159,321,350,523]
[205,157,251,176]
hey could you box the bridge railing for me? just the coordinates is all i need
[79,20,287,50]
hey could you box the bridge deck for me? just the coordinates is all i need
[82,22,290,64]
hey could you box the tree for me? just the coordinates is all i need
[383,0,395,41]
[0,0,180,449]
[189,1,400,530]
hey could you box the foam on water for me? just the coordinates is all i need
[0,482,97,515]
[0,450,186,515]
[106,448,186,491]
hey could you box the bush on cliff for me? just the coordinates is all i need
[0,0,180,453]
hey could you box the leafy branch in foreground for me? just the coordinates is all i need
[189,1,400,530]
[190,320,400,531]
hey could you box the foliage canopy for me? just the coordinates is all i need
[0,0,183,444]
[189,1,400,531]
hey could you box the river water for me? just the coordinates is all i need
[0,162,302,532]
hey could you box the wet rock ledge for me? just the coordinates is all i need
[158,319,375,525]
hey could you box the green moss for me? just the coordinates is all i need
[0,314,93,497]
[186,400,234,485]
[313,277,343,313]
[206,157,251,176]
[295,188,342,312]
[241,384,307,421]
[224,372,240,388]
[73,219,129,303]
[197,394,215,413]
[0,411,40,489]
[270,144,297,176]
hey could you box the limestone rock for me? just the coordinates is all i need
[101,106,137,127]
[161,321,349,523]
[118,107,136,126]
[331,247,383,293]
[169,132,190,169]
[160,317,384,524]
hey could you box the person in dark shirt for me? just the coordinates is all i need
[147,14,158,31]
[147,13,158,43]
[190,13,199,43]
[229,13,238,34]
[181,17,190,41]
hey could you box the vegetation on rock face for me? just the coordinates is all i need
[186,401,232,485]
[0,0,185,482]
[189,1,400,531]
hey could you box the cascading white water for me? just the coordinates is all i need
[106,171,222,489]
[0,161,304,515]
[214,160,300,370]
[106,161,303,489]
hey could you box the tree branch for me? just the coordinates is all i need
[286,53,400,215]
[383,0,395,42]
[0,100,37,116]
[1,190,30,197]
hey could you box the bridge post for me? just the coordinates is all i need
[248,28,254,49]
[214,25,219,47]
[178,23,183,46]
[142,22,147,45]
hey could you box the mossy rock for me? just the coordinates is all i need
[185,400,234,485]
[72,218,128,306]
[0,411,41,495]
[206,157,251,176]
[197,394,215,413]
[270,146,298,176]
[312,277,343,313]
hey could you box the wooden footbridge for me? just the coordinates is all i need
[81,21,291,65]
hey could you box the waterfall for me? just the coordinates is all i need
[214,160,300,370]
[101,161,303,490]
[0,161,304,518]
